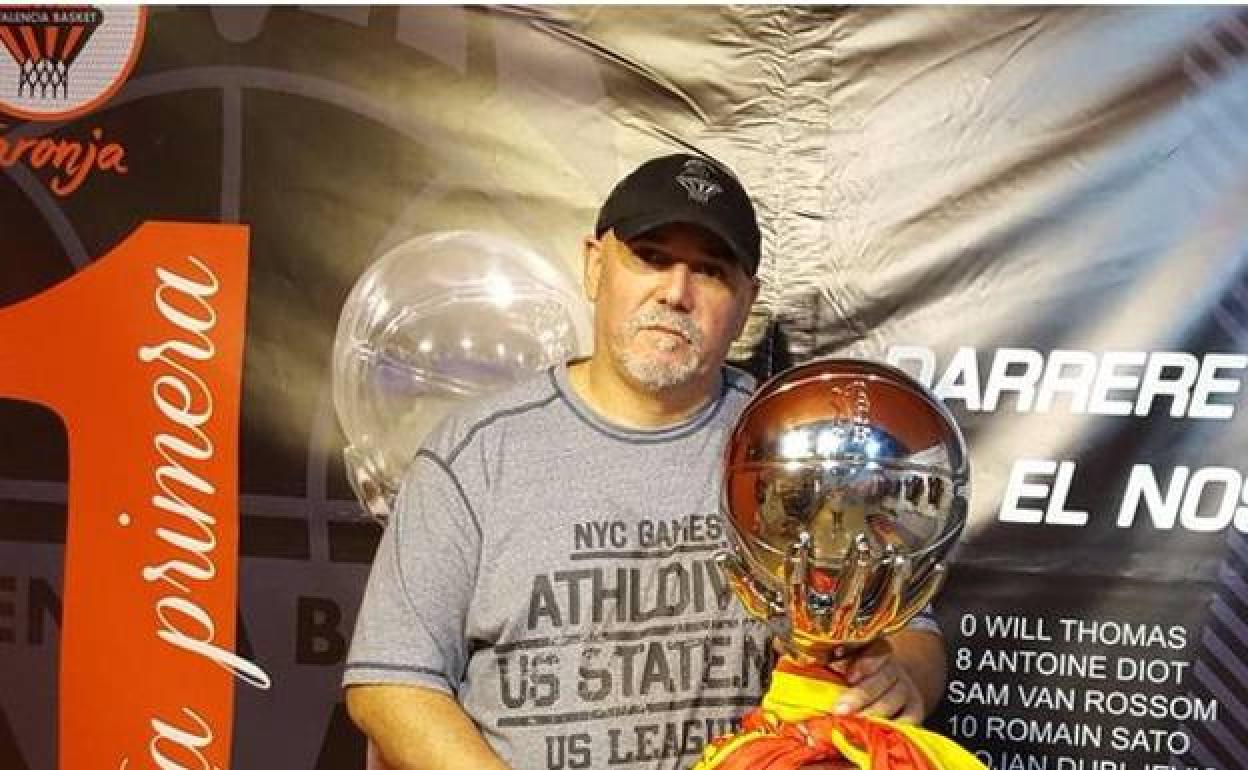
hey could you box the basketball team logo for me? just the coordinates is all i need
[0,5,145,121]
[676,158,723,204]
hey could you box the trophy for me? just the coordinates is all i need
[695,358,985,770]
[717,356,967,659]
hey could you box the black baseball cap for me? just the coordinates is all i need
[595,153,762,277]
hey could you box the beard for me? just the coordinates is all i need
[610,305,706,391]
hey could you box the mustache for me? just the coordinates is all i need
[624,306,703,348]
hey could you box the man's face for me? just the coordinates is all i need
[583,222,758,394]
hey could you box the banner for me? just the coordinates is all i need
[2,7,1246,770]
[0,222,253,770]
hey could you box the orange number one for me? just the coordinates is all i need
[0,222,256,770]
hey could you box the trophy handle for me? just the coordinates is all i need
[784,533,817,635]
[824,534,872,638]
[883,561,947,635]
[853,547,911,641]
[715,549,782,623]
[758,534,948,657]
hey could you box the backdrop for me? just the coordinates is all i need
[2,6,1247,770]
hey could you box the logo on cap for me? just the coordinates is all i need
[675,158,722,204]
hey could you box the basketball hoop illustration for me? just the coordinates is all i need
[0,6,103,100]
[0,5,142,121]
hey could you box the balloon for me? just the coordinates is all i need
[332,231,591,520]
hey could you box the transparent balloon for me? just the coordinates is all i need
[332,231,592,521]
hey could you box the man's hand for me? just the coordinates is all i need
[347,684,514,770]
[827,630,947,724]
[829,638,925,722]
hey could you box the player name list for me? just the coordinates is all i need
[942,612,1220,770]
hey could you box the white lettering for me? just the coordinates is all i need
[983,348,1043,412]
[1089,351,1145,416]
[135,254,272,764]
[155,597,271,689]
[1034,349,1096,413]
[1181,466,1245,532]
[1190,353,1246,419]
[1118,465,1187,529]
[1000,459,1053,524]
[1136,352,1197,417]
[883,346,1246,418]
[999,460,1086,525]
[148,707,214,770]
[1118,465,1247,532]
[934,346,982,410]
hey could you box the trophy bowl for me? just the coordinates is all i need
[719,358,969,659]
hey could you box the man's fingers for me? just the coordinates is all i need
[844,641,889,682]
[857,677,909,721]
[823,657,849,675]
[845,654,884,683]
[834,664,898,715]
[896,695,925,725]
[868,676,925,724]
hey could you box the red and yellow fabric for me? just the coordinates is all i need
[693,657,988,770]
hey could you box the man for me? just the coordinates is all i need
[343,153,947,770]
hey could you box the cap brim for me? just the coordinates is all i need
[607,211,757,277]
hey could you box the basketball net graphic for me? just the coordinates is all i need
[0,6,102,100]
[673,158,722,204]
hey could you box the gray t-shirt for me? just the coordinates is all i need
[344,361,937,770]
[345,363,768,770]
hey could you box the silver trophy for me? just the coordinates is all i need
[717,358,969,661]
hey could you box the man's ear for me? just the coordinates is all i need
[582,234,605,303]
